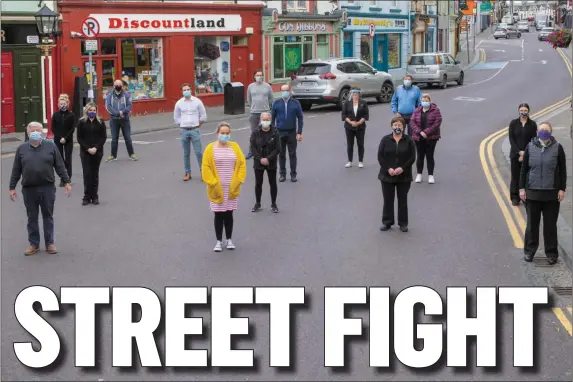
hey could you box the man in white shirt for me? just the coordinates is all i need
[174,83,207,181]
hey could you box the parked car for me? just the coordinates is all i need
[538,26,555,41]
[406,53,464,89]
[517,21,530,32]
[290,58,394,110]
[494,26,521,39]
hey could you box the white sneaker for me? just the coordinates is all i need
[213,241,223,252]
[428,175,435,184]
[345,162,352,168]
[226,239,235,250]
[415,174,423,183]
[358,162,364,168]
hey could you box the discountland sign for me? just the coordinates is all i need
[86,14,242,34]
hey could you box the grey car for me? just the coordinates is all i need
[290,58,395,110]
[538,26,555,41]
[517,21,530,32]
[494,26,521,39]
[406,53,464,89]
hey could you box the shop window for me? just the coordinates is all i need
[272,35,313,80]
[232,36,248,45]
[100,39,117,55]
[316,34,330,59]
[388,34,401,69]
[194,36,231,96]
[360,35,371,62]
[120,38,164,100]
[286,0,308,11]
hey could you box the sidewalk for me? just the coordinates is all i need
[456,26,495,70]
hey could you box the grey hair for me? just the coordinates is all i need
[259,112,271,120]
[421,93,432,101]
[27,122,43,133]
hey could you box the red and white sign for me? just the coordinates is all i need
[86,14,242,34]
[81,17,100,38]
[369,23,376,38]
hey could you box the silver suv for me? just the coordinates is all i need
[290,58,394,110]
[406,52,464,89]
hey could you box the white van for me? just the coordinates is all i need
[502,15,513,25]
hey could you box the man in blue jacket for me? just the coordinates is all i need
[271,84,303,182]
[391,75,422,135]
[105,79,137,162]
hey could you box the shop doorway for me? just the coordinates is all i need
[12,48,42,133]
[372,34,389,73]
[230,44,249,93]
[1,52,16,134]
[343,32,353,58]
[82,58,119,116]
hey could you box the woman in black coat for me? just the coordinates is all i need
[508,103,537,205]
[378,117,416,232]
[51,94,76,185]
[76,102,108,206]
[341,86,369,168]
[250,112,281,213]
[519,122,566,265]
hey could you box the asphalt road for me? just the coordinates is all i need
[2,32,572,381]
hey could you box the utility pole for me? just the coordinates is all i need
[466,16,470,63]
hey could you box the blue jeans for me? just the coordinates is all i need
[181,128,203,174]
[110,118,135,157]
[22,185,56,246]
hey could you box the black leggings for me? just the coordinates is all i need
[415,139,437,175]
[214,211,234,241]
[345,128,365,162]
[255,168,277,204]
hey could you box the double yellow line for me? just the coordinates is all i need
[480,48,572,336]
[480,48,486,63]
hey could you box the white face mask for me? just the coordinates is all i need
[261,121,271,129]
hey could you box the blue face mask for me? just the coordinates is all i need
[218,134,231,143]
[282,91,290,99]
[256,76,263,83]
[88,112,97,119]
[183,90,191,98]
[538,130,552,140]
[421,101,431,109]
[29,131,43,141]
[403,80,412,87]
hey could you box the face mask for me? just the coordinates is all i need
[88,112,97,119]
[256,76,263,83]
[29,131,43,141]
[59,104,68,111]
[218,134,231,143]
[403,80,412,87]
[183,90,191,97]
[538,130,551,140]
[282,91,290,99]
[421,101,431,109]
[393,127,403,135]
[520,112,529,118]
[115,85,122,92]
[261,121,271,129]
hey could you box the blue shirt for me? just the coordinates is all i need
[391,85,422,115]
[271,98,304,134]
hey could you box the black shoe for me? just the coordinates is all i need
[92,199,99,205]
[400,226,409,232]
[252,203,261,212]
[291,175,298,182]
[524,254,534,262]
[547,257,558,265]
[380,225,391,231]
[271,204,279,213]
[82,199,90,206]
[511,200,520,206]
[279,175,286,182]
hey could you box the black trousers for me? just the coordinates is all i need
[279,132,297,177]
[254,168,277,205]
[55,139,74,180]
[381,181,411,227]
[510,157,522,202]
[345,128,365,162]
[401,114,412,135]
[80,152,103,201]
[415,139,437,175]
[22,185,56,246]
[524,199,560,259]
[214,211,234,241]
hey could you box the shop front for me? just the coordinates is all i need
[342,15,409,74]
[57,1,263,117]
[411,15,427,54]
[425,16,437,52]
[261,8,345,90]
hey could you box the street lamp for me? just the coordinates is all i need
[34,4,61,56]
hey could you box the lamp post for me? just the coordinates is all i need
[34,4,61,139]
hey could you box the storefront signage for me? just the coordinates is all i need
[346,18,407,30]
[86,14,242,34]
[276,22,328,33]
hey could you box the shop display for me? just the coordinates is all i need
[120,38,164,100]
[193,37,231,95]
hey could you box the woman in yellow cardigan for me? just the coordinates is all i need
[202,122,247,252]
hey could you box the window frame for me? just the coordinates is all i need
[387,33,402,69]
[271,34,315,81]
[120,37,165,101]
[286,0,309,11]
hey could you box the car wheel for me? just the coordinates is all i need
[457,71,464,86]
[518,33,521,38]
[441,75,447,89]
[337,88,350,109]
[506,34,510,39]
[376,82,394,103]
[495,37,499,39]
[300,101,312,111]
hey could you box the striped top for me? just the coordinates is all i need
[209,146,239,212]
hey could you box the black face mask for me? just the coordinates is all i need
[520,112,529,118]
[115,86,122,91]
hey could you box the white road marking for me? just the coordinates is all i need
[308,115,317,119]
[521,39,525,61]
[118,140,164,145]
[453,96,486,102]
[539,49,544,52]
[510,59,522,62]
[541,60,547,64]
[176,126,251,139]
[493,49,506,52]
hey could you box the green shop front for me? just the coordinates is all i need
[342,15,409,74]
[262,9,346,88]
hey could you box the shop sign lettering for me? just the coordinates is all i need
[86,14,242,34]
[348,18,407,29]
[277,22,327,32]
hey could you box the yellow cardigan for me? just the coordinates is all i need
[201,141,247,204]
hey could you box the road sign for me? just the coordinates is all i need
[368,23,376,38]
[81,17,100,38]
[85,39,98,52]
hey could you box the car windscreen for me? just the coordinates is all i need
[409,55,436,65]
[296,64,330,75]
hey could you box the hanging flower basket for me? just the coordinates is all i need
[547,29,572,49]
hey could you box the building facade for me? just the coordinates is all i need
[1,0,58,134]
[340,0,410,76]
[437,0,461,56]
[261,0,345,91]
[56,0,264,118]
[411,0,438,54]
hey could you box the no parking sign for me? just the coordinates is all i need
[369,23,376,38]
[81,17,100,38]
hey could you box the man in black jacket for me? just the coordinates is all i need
[51,95,76,185]
[9,122,72,256]
[250,112,281,213]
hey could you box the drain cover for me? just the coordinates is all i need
[552,286,572,296]
[1,137,21,143]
